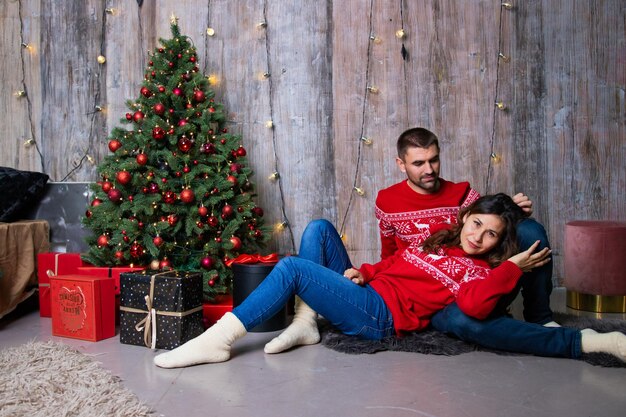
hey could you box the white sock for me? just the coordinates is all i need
[543,321,561,328]
[581,328,626,362]
[154,312,246,368]
[264,298,320,354]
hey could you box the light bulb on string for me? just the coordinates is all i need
[369,34,382,44]
[490,152,502,164]
[360,136,373,146]
[86,155,95,164]
[275,221,289,232]
[395,29,406,39]
[206,28,215,37]
[367,86,379,94]
[23,138,35,147]
[498,53,510,63]
[94,105,105,112]
[495,101,507,111]
[501,2,514,10]
[97,55,107,64]
[257,22,267,29]
[265,120,274,129]
[268,171,280,181]
[207,74,219,85]
[14,90,26,98]
[105,8,116,15]
[354,187,366,197]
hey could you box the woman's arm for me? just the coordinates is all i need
[456,241,551,319]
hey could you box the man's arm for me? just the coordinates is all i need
[512,192,533,216]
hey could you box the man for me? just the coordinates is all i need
[376,127,559,332]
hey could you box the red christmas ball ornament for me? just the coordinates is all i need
[152,126,166,140]
[97,234,109,247]
[229,236,242,250]
[208,107,215,113]
[162,191,177,204]
[148,182,159,193]
[254,229,263,238]
[207,215,218,227]
[133,111,145,123]
[91,198,102,207]
[222,128,228,133]
[167,214,178,226]
[173,87,182,96]
[193,90,205,102]
[159,258,171,269]
[116,170,132,186]
[180,188,195,204]
[252,206,264,217]
[236,146,247,157]
[108,139,122,152]
[178,119,187,127]
[220,139,226,145]
[226,175,238,186]
[198,205,208,217]
[125,113,132,121]
[201,256,215,270]
[177,137,192,152]
[115,251,124,260]
[158,85,165,93]
[229,163,241,173]
[130,242,144,259]
[168,62,174,68]
[140,86,152,98]
[183,165,191,173]
[153,103,165,115]
[189,56,197,63]
[101,181,112,193]
[107,189,123,204]
[202,143,216,154]
[123,235,130,243]
[221,204,234,218]
[136,153,148,165]
[153,236,164,247]
[208,279,215,287]
[85,210,92,218]
[237,206,244,213]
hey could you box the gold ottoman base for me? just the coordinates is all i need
[566,290,626,313]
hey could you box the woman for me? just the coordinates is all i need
[154,194,624,368]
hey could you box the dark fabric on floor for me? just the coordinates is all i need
[319,313,626,368]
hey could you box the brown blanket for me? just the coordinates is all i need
[0,220,49,319]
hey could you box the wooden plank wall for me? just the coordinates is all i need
[1,0,624,283]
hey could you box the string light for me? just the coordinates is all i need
[105,8,116,15]
[268,171,280,181]
[360,136,373,145]
[94,105,105,112]
[490,152,502,164]
[23,138,35,147]
[257,22,267,29]
[501,2,514,10]
[498,52,510,63]
[14,90,26,98]
[274,221,289,232]
[367,86,379,94]
[21,43,31,50]
[262,72,271,79]
[206,28,215,36]
[353,187,366,197]
[369,34,382,44]
[495,101,507,111]
[395,29,406,39]
[87,155,95,164]
[207,74,219,85]
[97,55,107,64]
[265,120,274,128]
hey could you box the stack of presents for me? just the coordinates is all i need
[39,252,234,347]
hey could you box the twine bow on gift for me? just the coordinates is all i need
[225,253,278,267]
[120,271,202,350]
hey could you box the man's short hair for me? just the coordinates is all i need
[397,128,440,158]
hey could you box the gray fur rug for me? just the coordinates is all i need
[0,341,154,417]
[319,313,626,368]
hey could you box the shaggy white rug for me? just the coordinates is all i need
[0,341,154,417]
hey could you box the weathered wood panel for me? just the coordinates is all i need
[1,0,624,283]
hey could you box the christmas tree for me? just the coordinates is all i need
[82,18,270,298]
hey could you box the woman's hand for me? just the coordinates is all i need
[508,240,551,272]
[344,268,364,285]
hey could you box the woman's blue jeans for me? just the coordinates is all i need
[232,220,395,340]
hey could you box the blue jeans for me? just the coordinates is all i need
[431,303,582,358]
[431,218,583,358]
[232,220,395,340]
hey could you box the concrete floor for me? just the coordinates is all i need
[1,288,625,417]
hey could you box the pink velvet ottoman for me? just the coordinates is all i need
[564,221,626,313]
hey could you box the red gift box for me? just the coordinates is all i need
[202,294,233,329]
[37,253,89,317]
[76,266,144,294]
[50,275,115,342]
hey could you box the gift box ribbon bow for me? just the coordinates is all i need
[225,253,278,267]
[119,272,202,349]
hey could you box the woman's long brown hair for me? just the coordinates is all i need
[421,193,525,267]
